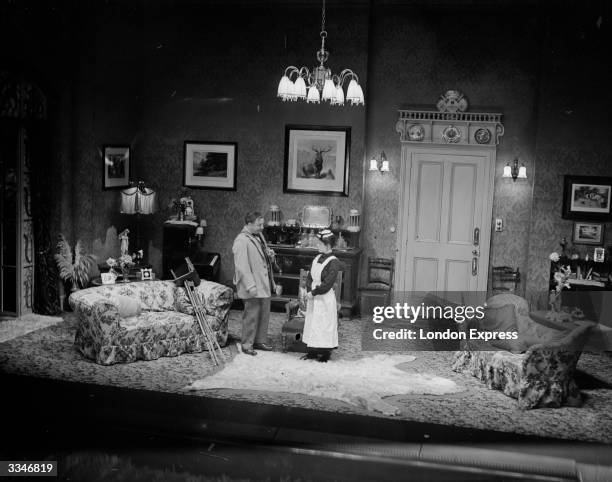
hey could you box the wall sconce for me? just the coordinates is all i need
[369,151,389,173]
[502,159,527,181]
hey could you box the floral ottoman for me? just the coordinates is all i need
[69,280,233,365]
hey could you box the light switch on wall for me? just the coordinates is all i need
[495,218,503,231]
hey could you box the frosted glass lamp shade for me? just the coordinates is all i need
[277,75,292,99]
[294,76,307,99]
[306,85,320,103]
[322,78,335,101]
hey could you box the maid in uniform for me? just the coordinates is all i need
[302,229,341,362]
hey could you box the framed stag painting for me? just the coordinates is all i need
[283,125,350,196]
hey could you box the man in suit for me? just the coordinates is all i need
[232,211,276,355]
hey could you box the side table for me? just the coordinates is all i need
[91,275,138,286]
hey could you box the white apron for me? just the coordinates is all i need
[302,254,338,348]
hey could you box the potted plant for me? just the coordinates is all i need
[54,234,97,295]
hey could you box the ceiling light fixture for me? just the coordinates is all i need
[277,0,364,106]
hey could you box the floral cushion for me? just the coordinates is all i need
[69,280,233,365]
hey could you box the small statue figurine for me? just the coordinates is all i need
[118,229,130,255]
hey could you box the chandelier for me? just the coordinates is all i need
[277,0,364,106]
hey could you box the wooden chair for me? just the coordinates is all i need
[358,257,394,316]
[282,269,343,352]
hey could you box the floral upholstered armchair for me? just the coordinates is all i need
[69,280,233,365]
[452,294,593,409]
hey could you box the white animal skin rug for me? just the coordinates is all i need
[186,352,462,416]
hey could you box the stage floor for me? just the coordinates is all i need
[1,310,612,446]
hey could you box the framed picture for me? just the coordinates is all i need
[562,175,612,220]
[594,247,605,263]
[572,221,604,245]
[100,272,116,285]
[140,268,153,281]
[184,141,237,190]
[283,125,350,196]
[103,145,130,189]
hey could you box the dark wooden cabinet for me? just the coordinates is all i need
[270,246,362,316]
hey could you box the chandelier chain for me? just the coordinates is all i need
[321,0,326,33]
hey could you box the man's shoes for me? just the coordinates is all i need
[242,347,257,356]
[253,342,274,351]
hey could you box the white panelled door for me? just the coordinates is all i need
[397,146,495,294]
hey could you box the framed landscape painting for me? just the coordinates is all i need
[283,125,350,196]
[562,175,612,220]
[184,141,237,190]
[572,221,604,245]
[103,145,130,190]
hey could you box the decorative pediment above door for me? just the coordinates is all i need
[396,90,504,146]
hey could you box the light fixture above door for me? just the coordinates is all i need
[277,0,364,106]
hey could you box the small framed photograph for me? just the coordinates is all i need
[101,272,116,285]
[562,175,612,220]
[283,125,350,196]
[103,145,130,189]
[572,221,604,245]
[140,268,153,281]
[594,247,605,263]
[184,141,237,190]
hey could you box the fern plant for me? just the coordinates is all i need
[54,234,97,290]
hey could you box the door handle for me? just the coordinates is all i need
[472,256,478,276]
[473,227,480,247]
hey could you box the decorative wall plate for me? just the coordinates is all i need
[442,125,462,143]
[474,128,491,144]
[408,124,425,141]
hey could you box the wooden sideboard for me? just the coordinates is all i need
[270,245,362,316]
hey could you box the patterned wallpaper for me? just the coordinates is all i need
[362,4,540,293]
[12,1,612,301]
[525,150,612,309]
[64,3,369,283]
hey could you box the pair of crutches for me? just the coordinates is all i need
[172,258,225,366]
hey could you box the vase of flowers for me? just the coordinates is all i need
[107,254,136,283]
[547,252,572,322]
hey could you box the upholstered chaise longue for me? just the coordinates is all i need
[452,294,593,409]
[69,279,233,365]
